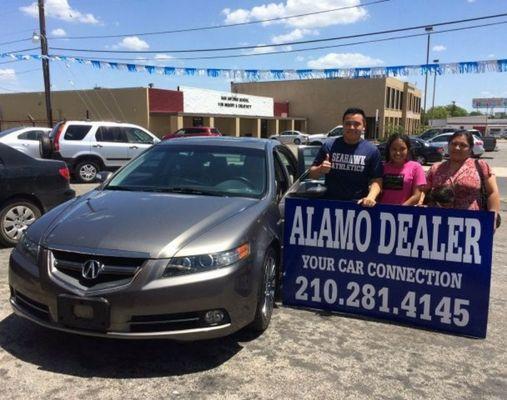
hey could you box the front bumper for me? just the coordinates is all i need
[9,247,260,340]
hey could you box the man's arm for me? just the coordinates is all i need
[357,178,382,207]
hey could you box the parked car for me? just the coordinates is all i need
[469,129,497,152]
[419,127,457,141]
[308,125,344,146]
[0,126,51,159]
[377,137,444,165]
[269,130,309,145]
[162,126,221,140]
[426,132,484,157]
[0,143,74,247]
[41,121,160,183]
[9,137,300,340]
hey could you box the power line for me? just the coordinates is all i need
[48,0,391,40]
[49,12,507,54]
[51,20,507,62]
[0,37,32,46]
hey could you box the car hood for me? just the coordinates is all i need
[40,190,257,258]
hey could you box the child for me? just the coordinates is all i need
[379,134,426,205]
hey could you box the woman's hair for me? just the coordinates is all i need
[448,130,474,150]
[385,133,412,162]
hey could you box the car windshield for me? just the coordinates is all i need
[105,144,267,198]
[0,127,22,138]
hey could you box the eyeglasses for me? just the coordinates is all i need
[449,142,470,149]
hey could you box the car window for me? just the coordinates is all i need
[106,145,267,198]
[211,128,220,134]
[275,147,296,184]
[184,128,206,135]
[328,127,343,137]
[125,128,153,144]
[273,155,289,195]
[64,125,92,141]
[431,135,449,142]
[17,130,44,141]
[96,126,128,143]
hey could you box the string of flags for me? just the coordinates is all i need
[1,52,507,81]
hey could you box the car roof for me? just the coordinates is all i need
[158,136,272,150]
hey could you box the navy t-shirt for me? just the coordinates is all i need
[312,137,382,200]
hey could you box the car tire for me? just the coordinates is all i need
[415,155,427,165]
[0,200,41,247]
[39,132,52,159]
[249,247,278,332]
[75,160,99,183]
[293,138,301,145]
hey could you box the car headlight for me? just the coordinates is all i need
[163,243,250,277]
[17,234,39,264]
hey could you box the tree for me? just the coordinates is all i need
[446,102,468,117]
[469,111,483,116]
[425,106,448,120]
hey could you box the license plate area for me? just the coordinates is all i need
[57,295,110,332]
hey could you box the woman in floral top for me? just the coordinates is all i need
[423,130,500,228]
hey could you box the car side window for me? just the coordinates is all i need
[17,130,43,141]
[64,125,92,141]
[96,127,128,143]
[275,147,297,184]
[273,152,290,197]
[126,128,153,144]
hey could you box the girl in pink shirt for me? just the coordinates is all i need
[379,134,426,205]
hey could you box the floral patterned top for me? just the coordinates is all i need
[426,158,493,210]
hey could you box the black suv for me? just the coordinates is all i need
[0,143,75,246]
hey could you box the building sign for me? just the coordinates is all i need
[472,98,507,108]
[181,86,274,117]
[282,198,494,338]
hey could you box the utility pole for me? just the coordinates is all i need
[422,26,433,118]
[431,59,439,110]
[38,0,53,127]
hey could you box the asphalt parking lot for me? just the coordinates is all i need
[0,144,506,399]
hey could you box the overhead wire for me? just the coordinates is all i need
[49,20,507,62]
[48,0,391,40]
[49,12,507,54]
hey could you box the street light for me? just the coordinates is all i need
[423,26,433,117]
[431,59,439,110]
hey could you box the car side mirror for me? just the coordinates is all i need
[288,180,327,199]
[96,171,113,183]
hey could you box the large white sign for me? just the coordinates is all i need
[181,86,274,117]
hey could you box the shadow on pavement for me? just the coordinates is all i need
[0,314,260,378]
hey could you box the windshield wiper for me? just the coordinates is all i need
[104,185,139,191]
[155,187,224,196]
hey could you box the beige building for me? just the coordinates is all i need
[0,86,305,138]
[231,77,422,138]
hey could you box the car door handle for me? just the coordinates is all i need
[92,144,103,148]
[129,145,138,149]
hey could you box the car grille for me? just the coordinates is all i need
[50,250,145,289]
[12,289,51,322]
[129,310,230,333]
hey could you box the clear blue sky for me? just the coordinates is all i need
[1,0,506,111]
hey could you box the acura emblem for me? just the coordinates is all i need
[82,260,103,280]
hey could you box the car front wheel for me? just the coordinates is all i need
[293,138,301,145]
[0,200,41,246]
[75,160,99,183]
[249,247,278,332]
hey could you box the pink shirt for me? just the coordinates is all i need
[379,161,426,205]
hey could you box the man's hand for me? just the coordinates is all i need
[319,154,332,175]
[357,197,376,207]
[309,153,332,179]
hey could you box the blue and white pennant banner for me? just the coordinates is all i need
[2,52,507,81]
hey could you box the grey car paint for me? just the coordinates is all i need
[9,137,298,340]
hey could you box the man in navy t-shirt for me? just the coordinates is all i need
[309,107,382,205]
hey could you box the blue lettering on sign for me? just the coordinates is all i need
[282,198,494,338]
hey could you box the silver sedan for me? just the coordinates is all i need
[269,130,309,145]
[9,137,299,340]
